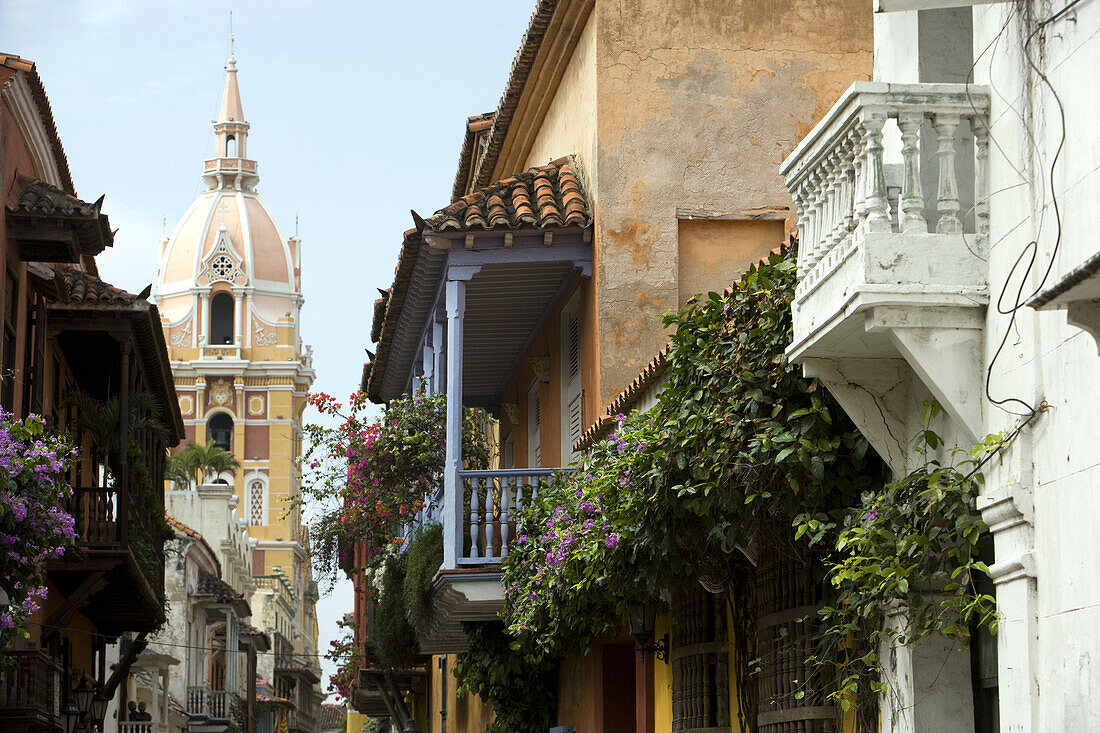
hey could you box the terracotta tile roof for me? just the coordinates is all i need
[7,174,115,258]
[364,228,426,401]
[165,514,222,578]
[451,112,496,202]
[0,54,75,195]
[370,289,389,344]
[45,265,183,444]
[466,1,561,193]
[239,621,271,651]
[427,156,589,232]
[574,347,669,453]
[320,704,345,729]
[53,265,143,306]
[196,569,250,615]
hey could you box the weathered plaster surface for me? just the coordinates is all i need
[592,0,872,405]
[524,13,599,188]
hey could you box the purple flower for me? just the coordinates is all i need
[865,508,878,521]
[604,533,620,549]
[581,502,596,515]
[517,534,527,544]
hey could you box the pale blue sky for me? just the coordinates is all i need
[1,0,534,697]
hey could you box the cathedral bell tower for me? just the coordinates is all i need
[155,47,318,666]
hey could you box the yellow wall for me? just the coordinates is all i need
[424,654,494,733]
[523,12,599,190]
[653,613,673,732]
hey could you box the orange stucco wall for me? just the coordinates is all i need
[677,218,787,307]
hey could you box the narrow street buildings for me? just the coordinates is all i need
[783,0,1100,729]
[154,50,323,732]
[1,54,184,732]
[356,0,872,730]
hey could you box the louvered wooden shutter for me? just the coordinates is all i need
[561,298,583,464]
[528,381,541,468]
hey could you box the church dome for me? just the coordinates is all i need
[156,52,300,327]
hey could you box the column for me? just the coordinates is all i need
[442,279,465,570]
[432,320,445,395]
[226,613,239,696]
[199,292,210,346]
[234,291,244,346]
[978,489,1039,733]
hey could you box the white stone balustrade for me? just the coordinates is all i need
[782,83,993,468]
[782,82,990,305]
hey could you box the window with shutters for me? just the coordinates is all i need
[672,587,731,732]
[560,293,583,465]
[527,381,541,468]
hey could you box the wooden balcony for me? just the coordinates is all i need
[47,485,165,636]
[782,82,991,468]
[0,650,62,732]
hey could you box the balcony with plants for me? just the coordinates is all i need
[781,82,992,469]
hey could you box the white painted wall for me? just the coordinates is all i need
[858,0,1100,729]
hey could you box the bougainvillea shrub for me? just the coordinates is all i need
[0,411,77,650]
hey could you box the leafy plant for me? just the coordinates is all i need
[303,389,491,586]
[166,440,241,489]
[402,521,442,636]
[373,550,419,670]
[0,411,76,650]
[453,622,558,733]
[808,408,1001,713]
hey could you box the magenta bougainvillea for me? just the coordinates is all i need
[0,411,77,649]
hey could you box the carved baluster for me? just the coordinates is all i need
[842,129,860,236]
[793,185,809,276]
[826,150,845,250]
[933,112,963,233]
[898,111,927,233]
[852,124,867,226]
[515,478,525,519]
[805,170,825,270]
[860,107,891,231]
[469,477,480,560]
[485,477,496,560]
[974,115,990,235]
[500,476,511,557]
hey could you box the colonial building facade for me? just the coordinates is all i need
[782,0,1100,729]
[353,0,873,730]
[155,49,321,732]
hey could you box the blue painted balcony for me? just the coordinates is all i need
[366,158,592,651]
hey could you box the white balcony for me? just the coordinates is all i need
[185,684,232,721]
[782,82,991,469]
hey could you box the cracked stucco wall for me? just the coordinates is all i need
[591,0,872,406]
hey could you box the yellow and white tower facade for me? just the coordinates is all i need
[156,50,322,705]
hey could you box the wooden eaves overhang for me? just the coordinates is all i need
[6,173,115,262]
[46,266,184,443]
[367,156,593,407]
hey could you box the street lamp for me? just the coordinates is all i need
[90,691,110,726]
[628,601,669,662]
[72,675,94,716]
[61,697,82,733]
